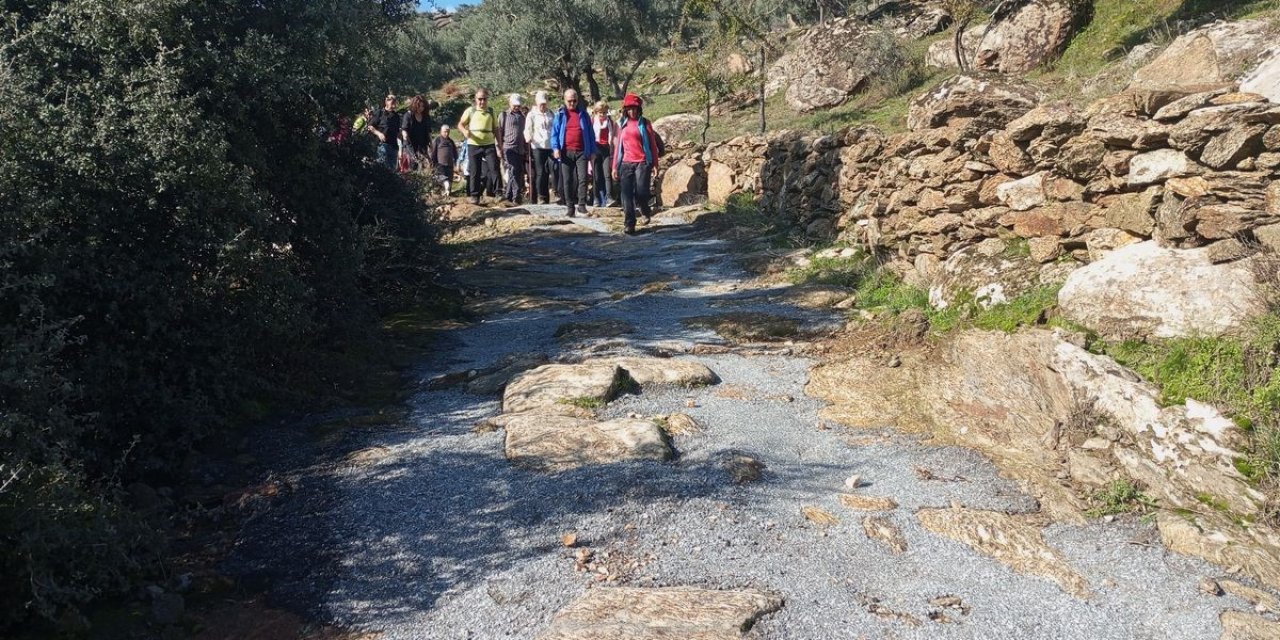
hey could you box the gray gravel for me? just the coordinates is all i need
[230,204,1263,639]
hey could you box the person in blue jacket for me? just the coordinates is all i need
[551,89,597,217]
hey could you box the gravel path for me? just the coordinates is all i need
[231,205,1260,639]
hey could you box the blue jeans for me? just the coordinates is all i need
[377,142,399,170]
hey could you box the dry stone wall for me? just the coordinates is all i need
[665,72,1280,281]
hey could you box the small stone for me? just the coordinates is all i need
[685,399,698,408]
[887,354,902,368]
[1081,438,1111,450]
[844,474,863,490]
[562,533,579,548]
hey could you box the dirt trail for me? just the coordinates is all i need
[230,204,1262,639]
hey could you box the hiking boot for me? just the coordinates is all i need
[566,206,575,218]
[469,196,480,205]
[577,204,588,214]
[624,224,636,235]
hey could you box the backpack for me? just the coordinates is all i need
[641,117,665,158]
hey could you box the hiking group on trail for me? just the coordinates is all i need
[355,86,664,235]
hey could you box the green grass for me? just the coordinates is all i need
[559,396,606,410]
[787,252,873,288]
[1086,479,1158,518]
[1097,314,1280,490]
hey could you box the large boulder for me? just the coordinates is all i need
[659,159,707,207]
[925,0,1086,74]
[1058,241,1267,340]
[907,73,1041,132]
[766,18,906,112]
[651,113,705,144]
[807,328,1280,588]
[1131,20,1279,99]
[863,0,952,41]
[927,241,1063,309]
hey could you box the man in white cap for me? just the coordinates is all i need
[524,90,555,205]
[497,93,529,205]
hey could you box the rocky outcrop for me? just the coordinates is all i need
[863,1,952,41]
[538,587,783,639]
[766,18,906,112]
[1131,20,1280,100]
[906,74,1042,132]
[807,328,1280,590]
[926,0,1088,73]
[1058,241,1268,340]
[652,113,706,144]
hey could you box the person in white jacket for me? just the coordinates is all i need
[524,90,556,205]
[590,100,619,208]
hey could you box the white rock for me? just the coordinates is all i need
[1058,241,1266,340]
[1128,149,1193,186]
[995,173,1047,211]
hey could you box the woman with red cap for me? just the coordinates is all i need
[611,93,664,234]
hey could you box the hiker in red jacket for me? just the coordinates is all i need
[611,93,663,234]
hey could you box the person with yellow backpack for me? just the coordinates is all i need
[457,88,500,205]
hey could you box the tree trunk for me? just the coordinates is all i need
[605,67,623,99]
[702,86,711,145]
[758,46,765,134]
[953,18,971,71]
[618,57,646,100]
[584,65,602,103]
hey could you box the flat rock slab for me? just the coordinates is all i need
[1221,610,1280,640]
[498,414,673,470]
[503,363,628,414]
[537,587,783,639]
[918,507,1091,599]
[600,356,720,387]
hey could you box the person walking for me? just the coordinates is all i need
[523,91,555,205]
[370,94,402,170]
[551,89,596,217]
[497,93,529,205]
[591,101,618,208]
[457,88,500,205]
[612,93,663,234]
[400,95,433,172]
[429,124,458,195]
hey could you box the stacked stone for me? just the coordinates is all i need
[660,71,1280,270]
[837,75,1280,267]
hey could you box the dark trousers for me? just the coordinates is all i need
[503,149,527,202]
[377,142,399,170]
[619,161,653,228]
[560,149,589,207]
[531,148,553,203]
[592,145,612,206]
[467,144,499,198]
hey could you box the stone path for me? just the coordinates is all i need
[230,204,1279,639]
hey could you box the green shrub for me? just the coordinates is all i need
[1,0,445,629]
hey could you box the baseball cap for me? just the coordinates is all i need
[509,93,523,106]
[535,91,548,105]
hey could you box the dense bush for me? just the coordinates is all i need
[1,0,441,628]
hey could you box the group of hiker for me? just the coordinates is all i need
[364,87,664,235]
